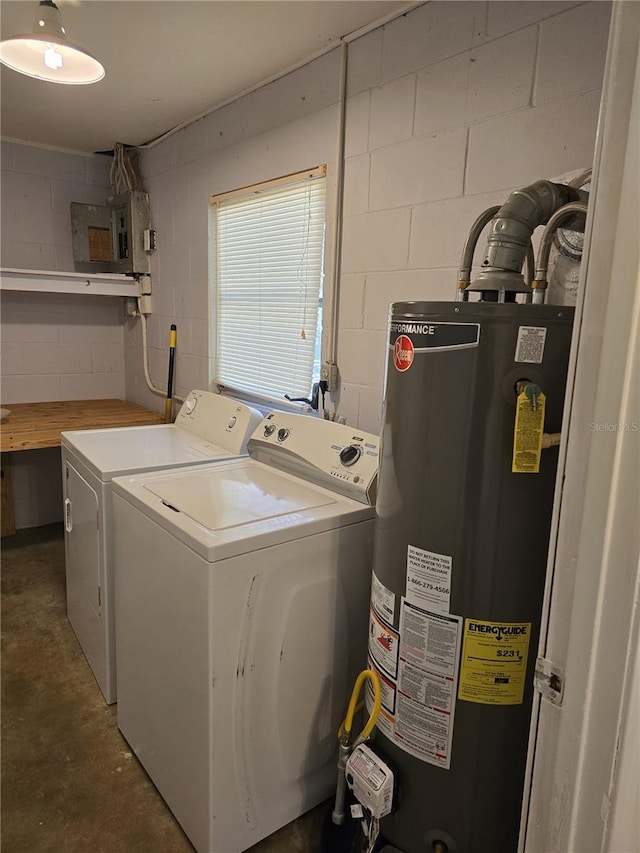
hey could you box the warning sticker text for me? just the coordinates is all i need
[371,571,395,625]
[368,608,400,679]
[406,545,452,614]
[515,326,547,364]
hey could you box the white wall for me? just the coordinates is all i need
[0,0,612,530]
[0,142,127,403]
[525,3,640,844]
[0,143,126,528]
[607,625,640,853]
[127,48,344,413]
[1,290,125,529]
[1,292,126,403]
[1,141,112,271]
[129,0,611,434]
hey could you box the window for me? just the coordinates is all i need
[210,166,326,404]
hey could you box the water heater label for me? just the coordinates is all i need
[389,321,480,353]
[369,608,400,678]
[365,603,463,769]
[515,326,547,364]
[458,618,532,705]
[407,545,452,613]
[395,602,462,768]
[512,391,546,474]
[367,656,397,715]
[371,571,395,624]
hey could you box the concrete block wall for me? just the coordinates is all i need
[128,50,343,411]
[0,141,126,403]
[1,141,112,271]
[0,291,126,403]
[0,142,125,528]
[337,0,610,432]
[1,289,125,529]
[128,0,610,434]
[0,0,611,529]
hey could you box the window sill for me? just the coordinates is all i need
[216,384,313,416]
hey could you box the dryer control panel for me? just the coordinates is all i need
[175,391,262,455]
[248,412,379,505]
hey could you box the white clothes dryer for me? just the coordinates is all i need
[111,412,379,853]
[61,390,262,704]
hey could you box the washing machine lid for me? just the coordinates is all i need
[61,424,232,481]
[144,464,335,530]
[112,458,373,561]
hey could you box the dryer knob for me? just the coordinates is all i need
[277,428,290,442]
[340,445,361,467]
[264,424,276,437]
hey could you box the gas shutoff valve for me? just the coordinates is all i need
[515,380,542,412]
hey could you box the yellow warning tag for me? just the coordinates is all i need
[458,618,531,705]
[512,390,546,473]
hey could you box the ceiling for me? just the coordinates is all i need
[0,0,409,154]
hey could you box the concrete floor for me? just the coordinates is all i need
[0,524,334,853]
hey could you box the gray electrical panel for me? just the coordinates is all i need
[71,190,154,275]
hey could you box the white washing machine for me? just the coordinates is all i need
[61,390,262,704]
[111,412,379,853]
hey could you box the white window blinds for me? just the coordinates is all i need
[210,167,326,402]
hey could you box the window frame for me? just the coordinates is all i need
[208,165,327,410]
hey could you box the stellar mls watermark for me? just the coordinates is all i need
[589,422,639,432]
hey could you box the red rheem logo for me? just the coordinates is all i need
[393,334,414,371]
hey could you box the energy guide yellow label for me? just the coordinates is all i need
[512,391,546,473]
[458,619,531,705]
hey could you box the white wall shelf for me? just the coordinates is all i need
[0,268,140,298]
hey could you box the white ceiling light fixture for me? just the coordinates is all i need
[0,0,105,85]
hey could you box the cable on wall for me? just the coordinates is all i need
[110,142,145,195]
[136,304,185,406]
[325,38,348,375]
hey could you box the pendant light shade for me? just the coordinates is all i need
[0,0,105,85]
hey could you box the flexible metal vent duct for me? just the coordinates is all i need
[461,180,587,300]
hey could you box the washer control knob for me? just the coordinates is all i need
[227,416,237,429]
[340,445,361,467]
[277,428,290,442]
[184,398,197,414]
[264,424,276,437]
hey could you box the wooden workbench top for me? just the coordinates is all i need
[0,399,165,452]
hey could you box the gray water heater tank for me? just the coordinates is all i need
[367,301,574,853]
